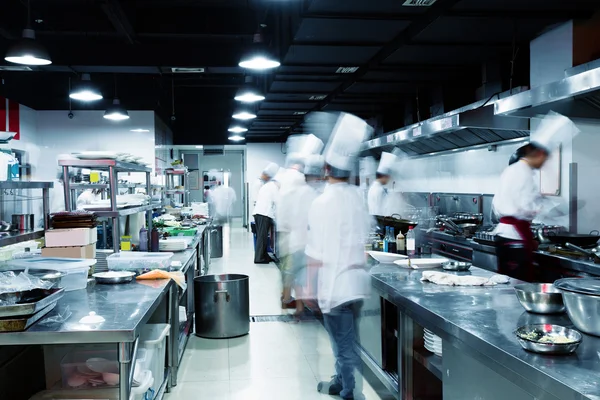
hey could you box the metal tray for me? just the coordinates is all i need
[0,302,57,332]
[0,287,64,318]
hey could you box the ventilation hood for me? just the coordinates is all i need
[495,58,600,119]
[362,90,530,156]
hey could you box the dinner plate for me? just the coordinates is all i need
[367,251,408,264]
[75,151,119,160]
[394,258,448,269]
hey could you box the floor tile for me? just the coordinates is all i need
[178,351,230,382]
[230,376,322,400]
[165,380,231,399]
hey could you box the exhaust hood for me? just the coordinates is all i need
[362,92,530,156]
[495,58,600,119]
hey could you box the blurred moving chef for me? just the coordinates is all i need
[250,162,279,246]
[367,152,398,216]
[305,112,373,400]
[276,134,324,312]
[211,182,237,224]
[253,168,282,264]
[492,112,579,281]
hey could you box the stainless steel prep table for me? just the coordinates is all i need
[0,239,202,400]
[366,264,600,400]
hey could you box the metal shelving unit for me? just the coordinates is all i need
[165,169,189,207]
[60,159,152,253]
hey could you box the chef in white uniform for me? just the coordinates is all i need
[250,162,279,246]
[277,134,324,311]
[367,152,397,216]
[253,170,282,264]
[305,112,373,400]
[492,112,579,281]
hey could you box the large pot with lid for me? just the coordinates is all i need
[555,278,600,336]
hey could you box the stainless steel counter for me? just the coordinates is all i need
[370,264,600,400]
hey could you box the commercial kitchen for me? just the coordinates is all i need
[1,1,600,400]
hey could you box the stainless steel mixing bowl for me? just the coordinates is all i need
[442,261,472,271]
[515,324,582,355]
[555,278,600,336]
[514,283,565,314]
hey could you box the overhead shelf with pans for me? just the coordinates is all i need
[362,89,530,157]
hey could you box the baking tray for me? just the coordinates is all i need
[0,302,57,332]
[0,288,64,318]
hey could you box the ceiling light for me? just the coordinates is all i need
[228,126,248,133]
[195,145,204,149]
[70,74,103,101]
[228,135,245,142]
[234,91,265,103]
[4,28,51,66]
[103,99,129,121]
[239,55,280,70]
[130,129,150,133]
[232,111,256,120]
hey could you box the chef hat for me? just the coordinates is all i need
[299,134,324,155]
[262,162,280,178]
[377,152,398,175]
[324,112,373,176]
[285,152,306,168]
[531,112,580,153]
[304,154,325,176]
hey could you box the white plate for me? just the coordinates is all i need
[367,251,408,264]
[394,257,448,269]
[75,151,119,160]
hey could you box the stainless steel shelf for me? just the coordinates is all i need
[59,159,151,173]
[414,347,442,380]
[0,229,45,247]
[165,169,187,175]
[0,181,54,189]
[87,204,154,217]
[70,183,109,190]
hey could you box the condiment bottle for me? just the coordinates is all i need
[139,226,148,252]
[396,231,406,255]
[150,227,160,252]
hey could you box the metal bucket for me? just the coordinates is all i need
[194,274,249,339]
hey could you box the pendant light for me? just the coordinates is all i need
[234,76,265,103]
[104,75,129,121]
[228,126,248,134]
[232,110,256,121]
[239,27,280,70]
[4,1,51,65]
[70,73,103,102]
[228,135,245,142]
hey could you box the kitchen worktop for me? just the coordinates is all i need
[370,264,600,400]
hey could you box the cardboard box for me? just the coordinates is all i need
[45,228,98,248]
[42,244,96,259]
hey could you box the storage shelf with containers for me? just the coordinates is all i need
[164,168,189,207]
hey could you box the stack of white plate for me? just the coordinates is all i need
[159,238,188,252]
[424,329,442,356]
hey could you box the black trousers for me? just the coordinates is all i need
[254,214,273,263]
[496,237,534,282]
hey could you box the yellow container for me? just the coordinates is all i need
[120,236,132,251]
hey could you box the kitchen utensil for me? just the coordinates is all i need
[394,257,448,269]
[366,251,408,264]
[546,231,600,248]
[92,271,135,284]
[11,214,34,232]
[0,288,64,317]
[437,216,464,234]
[565,242,600,263]
[0,268,65,288]
[514,283,565,314]
[515,324,582,354]
[442,261,472,271]
[555,278,600,336]
[0,302,57,332]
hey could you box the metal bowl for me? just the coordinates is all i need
[514,283,565,314]
[92,271,135,284]
[0,268,65,288]
[442,261,472,271]
[554,278,600,336]
[515,324,582,355]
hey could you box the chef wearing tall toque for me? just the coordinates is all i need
[367,151,398,216]
[250,162,279,248]
[305,112,373,400]
[492,112,579,281]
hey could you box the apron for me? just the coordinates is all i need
[497,216,536,282]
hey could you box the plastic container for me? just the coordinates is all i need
[7,257,96,291]
[164,227,197,237]
[140,323,170,394]
[107,252,174,275]
[45,228,98,248]
[60,350,118,389]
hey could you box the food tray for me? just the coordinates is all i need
[0,287,64,318]
[0,302,57,332]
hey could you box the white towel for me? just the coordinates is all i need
[421,271,510,286]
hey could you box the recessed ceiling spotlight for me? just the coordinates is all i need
[239,55,280,70]
[130,129,150,133]
[196,145,204,149]
[232,111,257,120]
[228,126,248,133]
[228,135,245,142]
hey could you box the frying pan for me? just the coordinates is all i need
[546,231,600,248]
[565,243,600,263]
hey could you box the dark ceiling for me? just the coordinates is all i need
[0,0,598,144]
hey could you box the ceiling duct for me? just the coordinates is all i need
[203,147,224,156]
[362,88,530,157]
[495,58,600,120]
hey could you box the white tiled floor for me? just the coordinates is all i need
[165,225,387,399]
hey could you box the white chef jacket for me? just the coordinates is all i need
[212,185,237,218]
[492,160,543,240]
[368,180,387,216]
[305,183,372,314]
[249,178,265,224]
[276,169,318,255]
[253,180,279,220]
